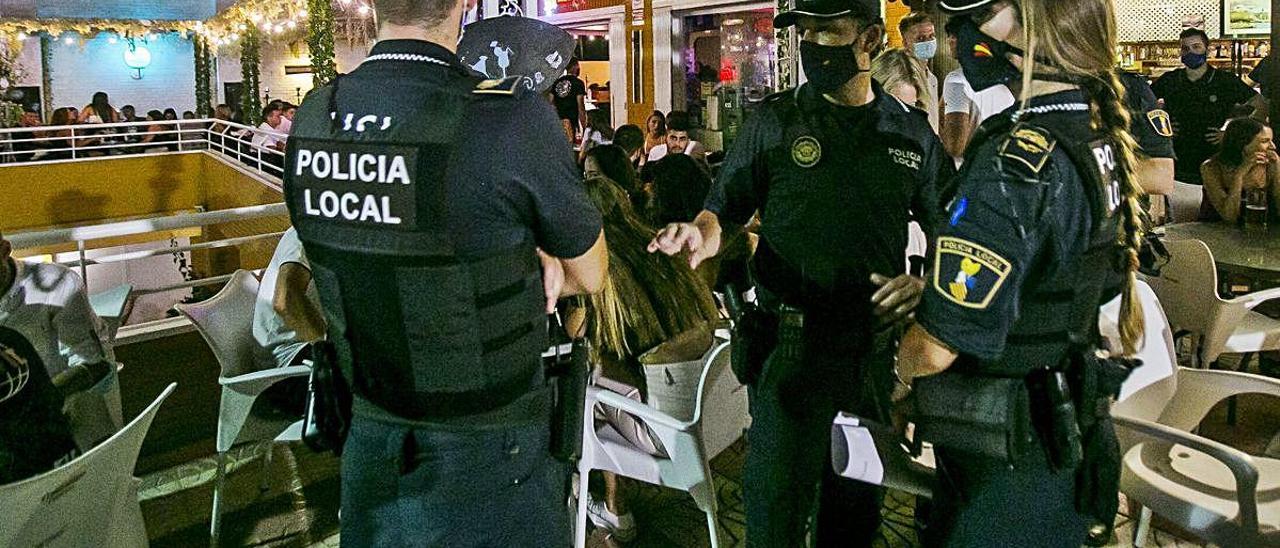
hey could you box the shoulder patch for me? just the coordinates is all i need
[997,125,1058,178]
[473,76,531,96]
[932,236,1013,310]
[1146,109,1174,138]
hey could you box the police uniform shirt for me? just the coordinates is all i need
[1119,72,1175,160]
[1151,66,1256,183]
[918,90,1107,361]
[705,82,952,305]
[295,40,603,425]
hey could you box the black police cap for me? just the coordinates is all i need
[938,0,999,14]
[773,0,879,29]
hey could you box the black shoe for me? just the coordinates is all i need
[1083,522,1112,547]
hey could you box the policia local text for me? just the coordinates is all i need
[294,148,412,225]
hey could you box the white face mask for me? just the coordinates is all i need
[913,38,938,60]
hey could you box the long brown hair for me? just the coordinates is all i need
[1016,0,1145,354]
[577,176,719,363]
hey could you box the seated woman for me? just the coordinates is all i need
[569,176,720,542]
[137,110,177,153]
[584,144,645,214]
[1201,117,1280,223]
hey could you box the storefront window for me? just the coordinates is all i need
[679,10,777,151]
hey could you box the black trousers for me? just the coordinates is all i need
[340,415,570,547]
[744,318,893,547]
[922,446,1088,547]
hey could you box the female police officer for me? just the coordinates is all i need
[893,0,1146,546]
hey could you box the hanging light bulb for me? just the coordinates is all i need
[286,20,298,29]
[16,32,27,41]
[249,12,263,23]
[299,9,309,18]
[339,0,352,6]
[238,23,247,31]
[273,24,285,34]
[63,34,75,45]
[357,4,372,16]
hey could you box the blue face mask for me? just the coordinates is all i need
[913,39,938,60]
[1182,52,1207,69]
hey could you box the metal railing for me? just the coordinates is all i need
[0,118,288,181]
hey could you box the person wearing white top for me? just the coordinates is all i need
[939,19,1015,161]
[900,12,941,132]
[645,111,707,163]
[0,237,116,449]
[253,228,324,370]
[252,104,288,151]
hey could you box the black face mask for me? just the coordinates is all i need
[800,40,867,94]
[953,16,1022,91]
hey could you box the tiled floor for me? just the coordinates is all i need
[139,413,1271,548]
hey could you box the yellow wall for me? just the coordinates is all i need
[0,153,206,234]
[580,60,612,91]
[0,153,288,274]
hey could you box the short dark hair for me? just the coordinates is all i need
[614,124,645,155]
[666,111,691,133]
[647,154,712,226]
[262,104,281,120]
[1179,28,1210,47]
[898,12,933,37]
[373,0,457,26]
[122,104,136,111]
[568,58,580,69]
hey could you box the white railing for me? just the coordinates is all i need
[0,118,289,181]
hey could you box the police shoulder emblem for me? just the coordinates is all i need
[997,125,1057,178]
[1146,109,1174,138]
[791,136,822,168]
[932,236,1014,310]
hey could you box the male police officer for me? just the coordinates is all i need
[649,0,950,544]
[283,1,607,545]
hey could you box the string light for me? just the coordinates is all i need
[357,4,371,16]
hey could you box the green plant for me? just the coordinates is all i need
[194,34,214,118]
[307,0,338,88]
[240,25,262,126]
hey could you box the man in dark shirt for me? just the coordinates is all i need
[1151,28,1258,184]
[0,325,78,484]
[551,58,588,143]
[283,0,607,545]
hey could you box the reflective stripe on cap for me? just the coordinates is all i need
[938,0,996,14]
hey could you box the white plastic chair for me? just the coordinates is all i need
[89,283,133,343]
[1168,181,1203,224]
[574,339,746,548]
[1109,283,1280,546]
[1099,281,1179,413]
[172,270,310,546]
[1147,239,1280,369]
[0,382,175,548]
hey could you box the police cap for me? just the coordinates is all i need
[773,0,879,29]
[937,0,999,14]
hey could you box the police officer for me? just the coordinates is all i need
[893,0,1146,545]
[282,0,608,545]
[649,0,951,544]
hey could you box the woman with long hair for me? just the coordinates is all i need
[577,108,615,163]
[584,144,644,212]
[1200,117,1280,223]
[894,0,1146,545]
[78,91,118,124]
[568,175,719,542]
[871,47,937,122]
[643,110,666,155]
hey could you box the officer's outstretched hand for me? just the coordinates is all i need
[648,223,706,269]
[870,273,924,326]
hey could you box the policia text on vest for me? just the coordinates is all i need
[293,140,418,227]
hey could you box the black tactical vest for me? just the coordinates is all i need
[283,74,547,421]
[961,112,1125,377]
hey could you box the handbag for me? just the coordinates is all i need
[302,341,353,455]
[910,370,1035,464]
